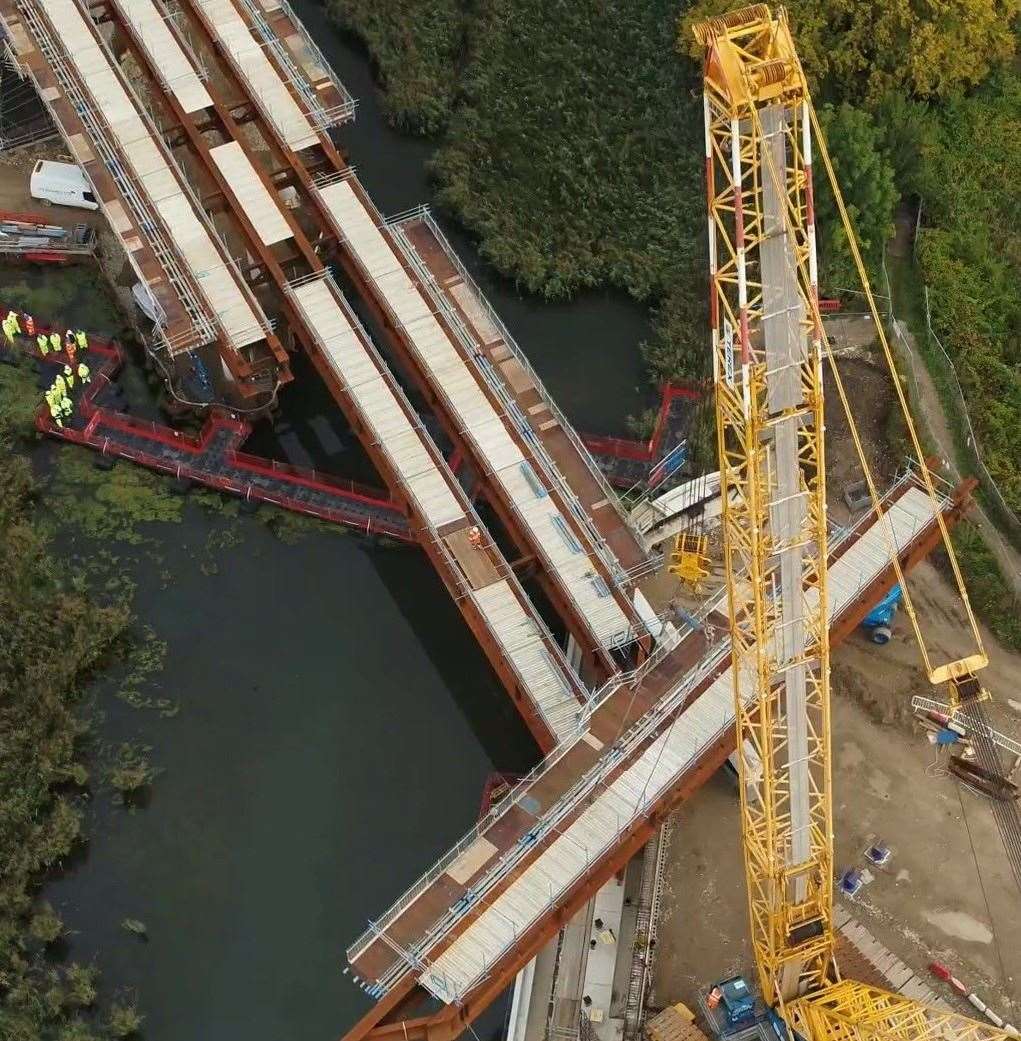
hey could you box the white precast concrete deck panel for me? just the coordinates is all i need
[316,178,633,650]
[290,278,462,529]
[473,584,582,741]
[288,278,585,742]
[37,0,265,350]
[111,0,213,114]
[209,142,292,246]
[417,486,941,1003]
[191,0,320,152]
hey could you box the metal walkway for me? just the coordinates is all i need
[22,328,410,539]
[342,472,976,1036]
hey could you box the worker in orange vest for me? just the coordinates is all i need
[467,525,483,549]
[65,332,77,366]
[23,314,35,337]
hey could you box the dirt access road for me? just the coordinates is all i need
[884,216,1021,600]
[653,560,1021,1021]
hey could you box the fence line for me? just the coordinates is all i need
[880,250,1021,554]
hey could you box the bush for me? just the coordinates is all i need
[325,0,465,133]
[107,1002,143,1038]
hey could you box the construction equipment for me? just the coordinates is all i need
[695,6,1010,1041]
[860,585,901,645]
[670,531,712,591]
[0,210,96,261]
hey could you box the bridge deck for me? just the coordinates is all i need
[346,479,947,1002]
[389,212,648,575]
[25,0,271,357]
[175,0,650,669]
[49,0,591,750]
[287,273,589,745]
[315,175,641,655]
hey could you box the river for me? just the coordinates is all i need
[36,8,656,1041]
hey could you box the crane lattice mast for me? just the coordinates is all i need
[698,3,834,1006]
[696,8,1010,1041]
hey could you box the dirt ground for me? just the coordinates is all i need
[653,560,1021,1020]
[0,145,108,232]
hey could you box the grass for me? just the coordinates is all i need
[946,524,1021,652]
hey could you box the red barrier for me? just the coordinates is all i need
[9,302,411,540]
[581,382,703,463]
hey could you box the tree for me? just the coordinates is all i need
[814,103,898,295]
[677,0,1020,102]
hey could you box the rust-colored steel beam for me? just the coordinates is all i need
[172,0,633,683]
[338,477,977,1041]
[97,1,295,381]
[102,0,570,753]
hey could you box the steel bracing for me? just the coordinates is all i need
[699,4,834,1004]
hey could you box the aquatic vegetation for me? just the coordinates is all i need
[115,626,175,716]
[0,353,45,439]
[325,0,465,133]
[119,919,147,939]
[48,447,186,544]
[0,431,141,1039]
[106,1002,143,1038]
[29,903,66,945]
[106,743,157,800]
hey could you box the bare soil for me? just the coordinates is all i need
[653,560,1021,1020]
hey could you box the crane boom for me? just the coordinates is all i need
[698,3,834,1005]
[695,8,1012,1041]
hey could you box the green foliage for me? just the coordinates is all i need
[909,72,1021,513]
[64,964,98,1009]
[325,0,465,133]
[28,904,64,945]
[0,433,136,1039]
[815,103,899,293]
[625,408,658,441]
[430,0,704,302]
[948,525,1021,651]
[0,357,44,440]
[641,273,710,384]
[678,0,1020,102]
[105,744,156,800]
[106,1003,143,1038]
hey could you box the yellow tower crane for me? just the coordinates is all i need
[695,6,1008,1040]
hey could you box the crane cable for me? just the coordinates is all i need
[743,87,986,685]
[805,97,986,677]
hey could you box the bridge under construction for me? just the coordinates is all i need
[0,3,986,1041]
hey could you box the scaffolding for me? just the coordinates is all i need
[14,0,217,353]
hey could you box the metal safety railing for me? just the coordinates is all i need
[346,585,724,981]
[386,207,644,566]
[233,0,357,128]
[364,632,737,1000]
[283,270,589,722]
[347,468,954,995]
[15,0,216,352]
[316,180,651,650]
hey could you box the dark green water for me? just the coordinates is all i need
[47,514,536,1040]
[9,10,660,1039]
[289,0,657,438]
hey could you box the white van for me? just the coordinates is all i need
[29,160,100,212]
